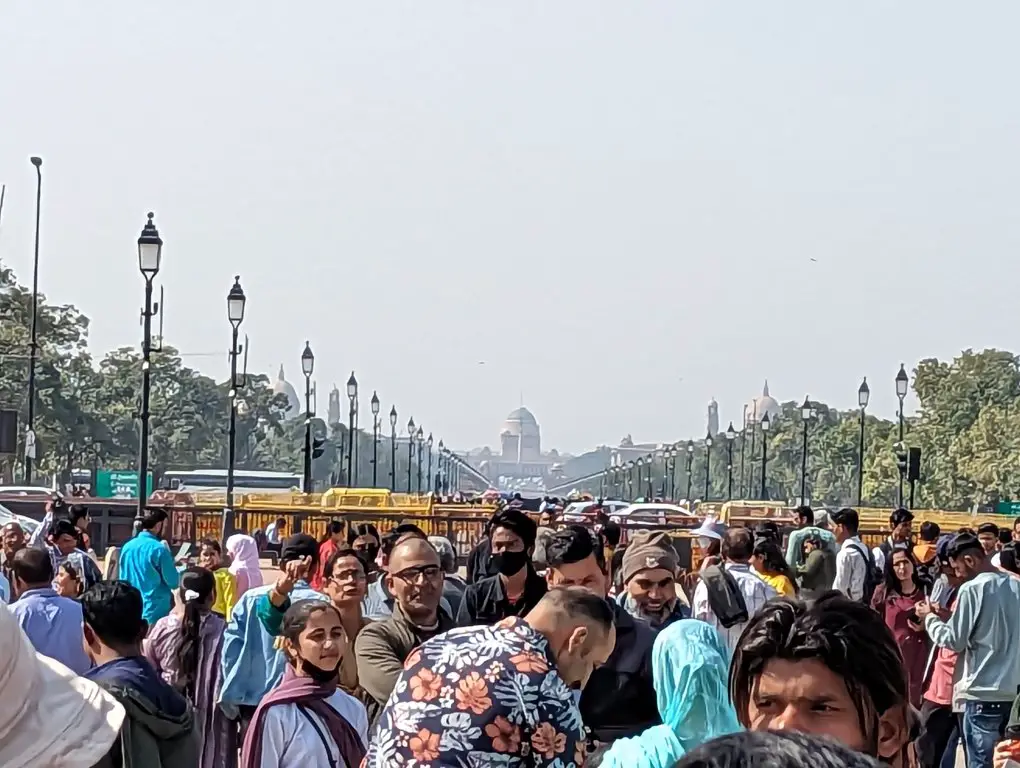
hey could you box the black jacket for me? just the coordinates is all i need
[580,602,660,744]
[456,567,547,627]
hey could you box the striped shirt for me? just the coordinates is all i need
[692,562,777,650]
[833,537,869,601]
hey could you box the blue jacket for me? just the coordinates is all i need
[118,531,179,624]
[219,581,326,709]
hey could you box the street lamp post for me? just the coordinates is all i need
[370,391,380,488]
[636,457,644,500]
[406,418,415,492]
[301,342,314,493]
[704,431,713,501]
[224,276,246,538]
[857,378,870,505]
[760,411,771,500]
[426,433,434,494]
[346,372,358,486]
[685,441,694,501]
[800,396,813,504]
[670,447,678,499]
[416,427,424,493]
[895,364,909,506]
[136,213,162,522]
[438,440,445,492]
[738,406,747,499]
[661,449,671,498]
[389,406,398,491]
[24,157,42,484]
[725,422,737,500]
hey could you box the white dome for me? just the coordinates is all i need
[272,365,302,419]
[745,381,780,423]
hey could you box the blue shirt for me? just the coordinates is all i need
[11,587,91,674]
[118,531,179,624]
[0,571,10,603]
[925,570,1020,702]
[219,581,325,709]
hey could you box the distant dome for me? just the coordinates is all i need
[272,365,302,419]
[502,406,540,437]
[745,380,780,423]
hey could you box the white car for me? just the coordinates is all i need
[560,500,631,523]
[609,502,695,525]
[0,503,40,536]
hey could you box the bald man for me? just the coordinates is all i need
[354,537,456,718]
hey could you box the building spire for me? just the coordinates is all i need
[278,364,285,381]
[763,379,770,397]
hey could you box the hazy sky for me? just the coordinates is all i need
[2,2,1018,455]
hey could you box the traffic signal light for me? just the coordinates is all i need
[312,435,327,460]
[907,447,922,482]
[894,445,908,476]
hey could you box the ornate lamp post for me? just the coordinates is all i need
[346,372,358,486]
[389,406,398,491]
[760,411,772,500]
[704,431,713,501]
[636,457,645,500]
[224,276,246,537]
[426,433,434,493]
[136,213,162,521]
[301,342,314,493]
[800,396,813,503]
[738,405,747,499]
[406,417,415,492]
[370,391,380,487]
[415,427,424,493]
[725,422,737,500]
[857,377,870,505]
[895,364,909,506]
[438,439,446,492]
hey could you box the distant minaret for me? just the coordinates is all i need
[327,384,341,426]
[707,397,720,437]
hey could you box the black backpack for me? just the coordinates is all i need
[848,543,882,603]
[701,564,749,628]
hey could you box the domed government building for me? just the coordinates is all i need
[272,365,303,420]
[464,406,569,490]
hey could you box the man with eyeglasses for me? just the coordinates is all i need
[354,536,454,719]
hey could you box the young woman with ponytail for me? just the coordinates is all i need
[143,566,237,768]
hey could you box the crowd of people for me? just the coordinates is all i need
[3,496,1020,767]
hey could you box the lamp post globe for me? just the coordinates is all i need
[347,372,358,401]
[227,276,245,326]
[858,377,871,409]
[725,422,737,442]
[895,364,909,399]
[371,391,380,416]
[390,405,398,429]
[759,411,771,500]
[801,396,813,421]
[301,341,314,377]
[137,212,163,277]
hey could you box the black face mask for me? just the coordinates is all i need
[491,550,529,577]
[359,545,380,564]
[300,659,341,685]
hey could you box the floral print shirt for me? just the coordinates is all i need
[363,616,587,767]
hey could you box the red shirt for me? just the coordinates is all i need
[923,596,958,707]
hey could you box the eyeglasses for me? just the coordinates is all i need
[329,568,366,584]
[391,564,442,584]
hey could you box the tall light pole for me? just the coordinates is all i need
[438,440,445,492]
[346,372,358,486]
[224,276,246,538]
[746,402,758,501]
[636,457,645,500]
[370,391,380,487]
[857,377,870,506]
[685,441,694,501]
[389,405,398,491]
[895,364,908,506]
[725,422,737,500]
[24,157,42,484]
[799,396,813,504]
[760,411,771,500]
[670,446,678,499]
[136,213,162,521]
[406,417,415,492]
[662,449,671,498]
[426,432,434,494]
[415,427,424,493]
[301,342,314,493]
[738,405,748,499]
[704,431,713,501]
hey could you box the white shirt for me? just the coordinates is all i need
[871,538,908,574]
[692,562,777,650]
[266,522,283,545]
[834,537,869,601]
[260,689,369,768]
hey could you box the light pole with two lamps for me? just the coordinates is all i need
[223,276,246,538]
[136,213,163,522]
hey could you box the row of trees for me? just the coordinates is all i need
[607,348,1019,511]
[0,262,431,490]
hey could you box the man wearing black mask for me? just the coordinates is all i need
[456,508,547,626]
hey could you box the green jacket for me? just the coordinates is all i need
[91,683,198,768]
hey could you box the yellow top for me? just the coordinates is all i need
[211,568,237,618]
[757,571,796,597]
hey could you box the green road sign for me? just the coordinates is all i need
[95,470,153,499]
